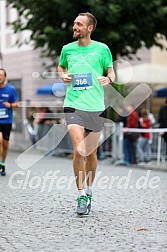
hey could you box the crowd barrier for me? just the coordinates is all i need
[24,119,166,166]
[112,123,167,166]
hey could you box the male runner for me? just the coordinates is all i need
[0,68,19,176]
[58,12,115,215]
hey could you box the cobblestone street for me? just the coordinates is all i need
[0,151,167,252]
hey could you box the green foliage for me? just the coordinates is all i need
[7,0,167,65]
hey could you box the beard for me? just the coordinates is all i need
[73,31,81,40]
[73,30,89,40]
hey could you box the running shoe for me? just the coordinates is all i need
[86,194,92,214]
[0,165,6,176]
[76,195,91,215]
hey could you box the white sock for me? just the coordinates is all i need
[78,189,86,197]
[85,186,92,195]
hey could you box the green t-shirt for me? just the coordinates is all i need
[59,40,113,111]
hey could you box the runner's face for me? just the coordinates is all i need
[0,70,6,85]
[73,16,92,40]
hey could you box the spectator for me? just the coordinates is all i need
[147,109,156,145]
[115,104,127,127]
[124,104,139,164]
[158,98,167,154]
[149,110,156,126]
[36,107,54,140]
[137,108,152,165]
[26,107,37,144]
[27,107,36,127]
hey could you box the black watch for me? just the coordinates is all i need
[107,76,112,83]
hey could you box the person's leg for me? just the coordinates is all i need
[68,125,101,189]
[137,137,144,162]
[163,134,167,156]
[0,132,3,162]
[124,137,131,163]
[0,124,12,176]
[128,140,133,163]
[0,133,9,176]
[84,131,101,188]
[0,124,11,160]
[1,139,9,162]
[82,130,100,213]
[67,124,86,190]
[133,139,138,164]
[68,124,93,215]
[145,139,151,162]
[85,150,97,187]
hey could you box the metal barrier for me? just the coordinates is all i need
[35,123,73,155]
[23,119,167,166]
[111,122,124,163]
[111,123,167,166]
[35,122,114,157]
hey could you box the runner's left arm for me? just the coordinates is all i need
[3,101,19,109]
[97,67,115,86]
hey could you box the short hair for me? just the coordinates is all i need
[78,12,97,31]
[0,68,7,77]
[141,108,148,118]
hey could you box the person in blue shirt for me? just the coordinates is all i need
[0,68,19,176]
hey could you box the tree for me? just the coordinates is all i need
[7,0,167,64]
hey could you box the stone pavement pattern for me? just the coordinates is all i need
[0,151,167,252]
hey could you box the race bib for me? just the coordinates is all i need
[72,73,92,90]
[0,108,8,118]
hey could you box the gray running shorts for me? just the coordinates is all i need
[64,107,104,132]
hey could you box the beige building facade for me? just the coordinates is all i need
[0,1,62,149]
[151,39,167,66]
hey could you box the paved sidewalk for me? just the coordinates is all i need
[116,159,167,172]
[0,151,167,252]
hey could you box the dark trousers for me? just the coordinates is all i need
[123,137,137,164]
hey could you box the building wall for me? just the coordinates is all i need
[151,40,167,66]
[122,46,151,66]
[3,49,58,102]
[150,39,167,119]
[0,1,62,152]
[0,1,61,109]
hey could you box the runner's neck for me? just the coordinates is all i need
[77,38,92,47]
[0,82,6,88]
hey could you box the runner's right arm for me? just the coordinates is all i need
[57,65,71,84]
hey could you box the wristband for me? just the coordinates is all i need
[107,76,112,83]
[10,103,12,108]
